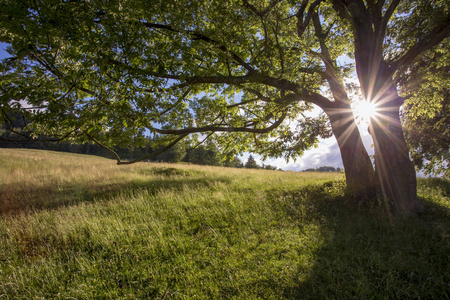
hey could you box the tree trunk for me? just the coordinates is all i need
[336,0,423,215]
[327,104,375,199]
[369,88,423,215]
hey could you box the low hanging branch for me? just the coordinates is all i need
[82,130,122,162]
[82,130,189,165]
[117,134,189,165]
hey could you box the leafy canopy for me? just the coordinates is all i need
[0,0,448,168]
[399,42,449,178]
[0,0,348,162]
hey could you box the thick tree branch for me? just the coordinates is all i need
[366,0,382,30]
[312,13,333,64]
[302,91,336,111]
[139,22,177,32]
[333,0,372,28]
[376,0,386,8]
[109,55,256,87]
[144,71,306,100]
[296,0,323,37]
[381,0,400,31]
[312,12,349,104]
[153,113,287,135]
[389,19,450,73]
[330,0,352,21]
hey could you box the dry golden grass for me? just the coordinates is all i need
[1,149,176,214]
[0,149,448,299]
[0,148,342,215]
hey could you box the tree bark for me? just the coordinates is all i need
[330,0,429,215]
[349,9,422,215]
[326,103,375,199]
[368,83,423,215]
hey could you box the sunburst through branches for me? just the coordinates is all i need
[352,100,378,124]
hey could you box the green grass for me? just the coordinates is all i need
[0,149,448,299]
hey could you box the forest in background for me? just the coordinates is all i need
[0,114,283,169]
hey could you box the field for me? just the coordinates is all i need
[0,149,449,299]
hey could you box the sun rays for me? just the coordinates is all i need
[352,100,378,124]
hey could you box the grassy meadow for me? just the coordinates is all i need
[0,148,449,299]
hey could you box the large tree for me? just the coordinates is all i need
[398,42,449,178]
[0,0,449,214]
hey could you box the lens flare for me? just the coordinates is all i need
[353,100,378,124]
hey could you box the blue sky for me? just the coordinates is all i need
[0,42,8,58]
[0,42,375,171]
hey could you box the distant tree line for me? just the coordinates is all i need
[1,115,285,170]
[0,128,247,167]
[303,166,342,172]
[1,129,285,170]
[0,115,250,167]
[244,155,281,171]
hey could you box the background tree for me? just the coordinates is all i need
[262,163,278,170]
[153,142,187,163]
[183,142,223,166]
[1,0,449,214]
[317,166,338,172]
[223,156,244,168]
[245,155,260,169]
[0,113,243,165]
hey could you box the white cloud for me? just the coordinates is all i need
[249,123,375,172]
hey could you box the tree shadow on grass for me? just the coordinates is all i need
[0,171,230,217]
[280,181,450,299]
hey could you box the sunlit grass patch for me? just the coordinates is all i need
[0,149,448,299]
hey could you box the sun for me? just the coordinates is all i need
[352,100,378,124]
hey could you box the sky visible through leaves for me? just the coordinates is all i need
[0,41,376,172]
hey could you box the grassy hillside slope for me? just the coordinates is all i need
[0,149,449,299]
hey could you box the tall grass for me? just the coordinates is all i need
[0,149,448,299]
